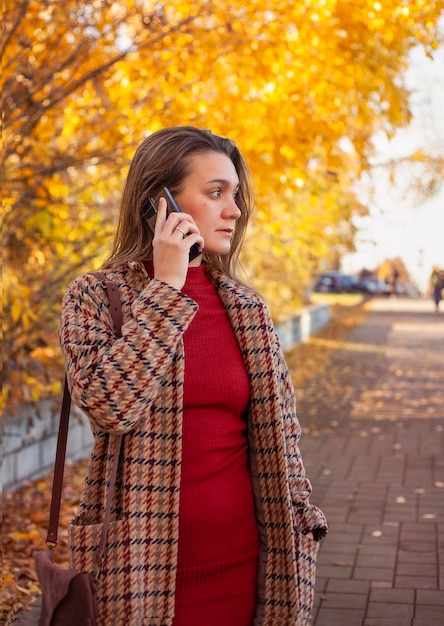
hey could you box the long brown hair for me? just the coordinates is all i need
[102,126,254,279]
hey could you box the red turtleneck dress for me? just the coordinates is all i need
[171,264,259,626]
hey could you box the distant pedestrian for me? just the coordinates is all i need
[391,268,400,296]
[429,265,444,312]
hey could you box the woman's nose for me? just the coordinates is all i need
[225,196,242,220]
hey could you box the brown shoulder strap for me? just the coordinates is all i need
[46,275,123,552]
[93,272,123,338]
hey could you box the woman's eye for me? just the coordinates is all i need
[211,189,221,197]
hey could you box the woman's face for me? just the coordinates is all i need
[174,151,241,256]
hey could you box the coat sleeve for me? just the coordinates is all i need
[59,273,198,434]
[274,331,328,536]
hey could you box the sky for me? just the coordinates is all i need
[341,43,444,292]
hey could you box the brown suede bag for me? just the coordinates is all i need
[34,275,123,626]
[34,549,98,625]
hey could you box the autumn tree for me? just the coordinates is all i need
[3,0,444,413]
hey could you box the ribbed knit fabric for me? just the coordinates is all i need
[172,264,259,626]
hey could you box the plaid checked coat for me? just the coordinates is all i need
[59,261,327,626]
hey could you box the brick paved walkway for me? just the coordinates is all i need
[301,297,444,626]
[12,296,444,625]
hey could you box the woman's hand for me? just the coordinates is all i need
[152,198,204,290]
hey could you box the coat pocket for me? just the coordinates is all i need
[68,516,147,626]
[294,532,320,625]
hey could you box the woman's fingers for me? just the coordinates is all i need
[153,197,168,234]
[152,202,203,288]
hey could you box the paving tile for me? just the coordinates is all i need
[356,482,390,494]
[358,545,397,557]
[395,575,437,590]
[414,605,444,619]
[315,564,353,579]
[398,540,436,553]
[369,434,396,455]
[420,434,444,456]
[313,576,328,594]
[318,551,355,566]
[321,543,360,555]
[369,587,414,603]
[366,601,414,618]
[361,535,399,547]
[398,550,437,564]
[315,608,365,626]
[326,579,370,594]
[396,562,437,577]
[370,581,393,589]
[363,522,400,535]
[355,554,396,568]
[348,512,385,524]
[354,567,394,582]
[416,589,444,605]
[401,522,437,533]
[383,511,419,523]
[364,614,416,626]
[319,592,367,609]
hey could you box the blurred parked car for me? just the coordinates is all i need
[357,277,392,295]
[312,272,392,295]
[313,272,357,293]
[393,281,419,297]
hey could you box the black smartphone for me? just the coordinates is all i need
[145,187,202,262]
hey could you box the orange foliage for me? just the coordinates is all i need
[3,0,443,411]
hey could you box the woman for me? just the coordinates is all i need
[60,126,327,626]
[430,265,443,312]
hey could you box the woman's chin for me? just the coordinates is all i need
[204,240,232,256]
